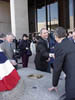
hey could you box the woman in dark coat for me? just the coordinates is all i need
[48,27,75,100]
[19,34,31,67]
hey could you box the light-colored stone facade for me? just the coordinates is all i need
[0,0,29,39]
[0,1,11,34]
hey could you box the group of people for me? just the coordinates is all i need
[19,33,38,68]
[35,27,75,100]
[0,33,20,91]
[0,27,75,100]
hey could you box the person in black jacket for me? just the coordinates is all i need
[48,27,75,100]
[19,34,31,68]
[34,28,50,72]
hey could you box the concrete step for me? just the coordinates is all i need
[0,79,25,100]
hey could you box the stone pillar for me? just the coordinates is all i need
[10,0,16,36]
[58,0,69,29]
[10,0,29,39]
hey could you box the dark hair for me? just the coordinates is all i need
[0,33,6,38]
[22,34,28,38]
[68,31,73,34]
[54,27,67,38]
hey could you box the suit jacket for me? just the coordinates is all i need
[0,41,14,59]
[34,37,49,72]
[53,38,75,98]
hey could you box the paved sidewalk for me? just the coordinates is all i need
[17,54,35,69]
[18,54,65,100]
[1,54,65,100]
[18,68,65,100]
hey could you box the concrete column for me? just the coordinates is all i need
[10,0,16,36]
[58,0,70,29]
[10,0,29,39]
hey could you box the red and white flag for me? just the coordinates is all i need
[0,49,20,91]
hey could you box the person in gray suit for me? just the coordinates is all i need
[1,33,17,69]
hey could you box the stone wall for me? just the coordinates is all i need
[0,1,11,34]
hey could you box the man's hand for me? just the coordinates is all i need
[10,60,17,66]
[49,53,55,58]
[48,86,57,92]
[46,58,50,62]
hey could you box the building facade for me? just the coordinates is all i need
[0,0,75,38]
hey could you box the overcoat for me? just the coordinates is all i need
[35,37,49,72]
[53,38,75,98]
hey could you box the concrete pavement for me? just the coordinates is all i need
[0,55,65,100]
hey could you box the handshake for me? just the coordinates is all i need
[49,53,55,58]
[46,53,55,62]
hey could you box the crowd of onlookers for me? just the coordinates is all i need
[0,32,38,69]
[0,29,75,71]
[1,27,75,99]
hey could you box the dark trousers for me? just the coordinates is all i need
[64,98,75,100]
[36,67,48,72]
[48,63,53,73]
[60,93,75,100]
[22,54,29,67]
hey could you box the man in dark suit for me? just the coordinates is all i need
[34,28,50,72]
[48,27,75,100]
